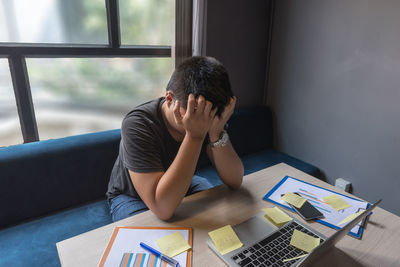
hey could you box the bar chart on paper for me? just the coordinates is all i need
[99,227,192,267]
[119,253,168,267]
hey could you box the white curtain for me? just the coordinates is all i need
[192,0,207,56]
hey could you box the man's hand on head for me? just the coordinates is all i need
[208,96,236,142]
[173,94,217,141]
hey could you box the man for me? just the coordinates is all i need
[106,56,244,221]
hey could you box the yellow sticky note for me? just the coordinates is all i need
[290,229,320,253]
[322,194,351,211]
[282,254,308,263]
[262,207,292,226]
[156,232,191,257]
[208,225,243,255]
[281,192,306,208]
[338,211,364,225]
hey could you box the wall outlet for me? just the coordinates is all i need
[335,178,351,192]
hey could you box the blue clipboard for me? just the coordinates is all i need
[263,175,370,239]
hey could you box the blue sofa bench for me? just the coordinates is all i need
[0,106,320,267]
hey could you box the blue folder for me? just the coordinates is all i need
[263,175,370,239]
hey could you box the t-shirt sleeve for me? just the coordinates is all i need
[120,113,164,173]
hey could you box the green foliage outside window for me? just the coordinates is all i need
[28,0,175,107]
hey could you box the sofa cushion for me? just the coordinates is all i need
[0,200,112,267]
[228,106,274,156]
[0,129,120,228]
[196,149,322,186]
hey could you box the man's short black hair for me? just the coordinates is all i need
[166,56,233,116]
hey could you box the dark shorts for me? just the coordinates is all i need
[108,175,213,222]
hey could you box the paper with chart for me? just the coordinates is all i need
[118,252,168,267]
[264,176,369,236]
[99,227,191,267]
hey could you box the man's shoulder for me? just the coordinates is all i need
[122,97,165,136]
[123,97,164,123]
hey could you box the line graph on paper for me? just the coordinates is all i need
[265,176,369,235]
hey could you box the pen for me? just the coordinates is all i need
[139,242,180,267]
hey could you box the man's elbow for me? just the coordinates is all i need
[230,168,244,190]
[228,172,244,190]
[151,205,175,221]
[229,177,243,190]
[156,212,174,221]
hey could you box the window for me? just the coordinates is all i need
[0,59,23,146]
[120,0,175,45]
[0,0,191,146]
[0,0,108,44]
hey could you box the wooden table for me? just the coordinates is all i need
[57,163,400,266]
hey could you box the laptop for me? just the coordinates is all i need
[207,199,381,267]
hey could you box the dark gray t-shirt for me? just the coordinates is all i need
[106,97,208,200]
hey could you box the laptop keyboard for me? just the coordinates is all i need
[231,221,324,267]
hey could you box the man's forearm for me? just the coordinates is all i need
[207,141,244,189]
[152,135,204,219]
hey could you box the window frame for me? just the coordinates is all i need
[0,0,192,144]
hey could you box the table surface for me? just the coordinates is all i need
[57,163,400,267]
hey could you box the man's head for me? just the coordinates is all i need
[166,56,233,117]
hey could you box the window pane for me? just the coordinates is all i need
[120,0,175,45]
[0,0,108,44]
[27,58,174,140]
[0,59,23,147]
